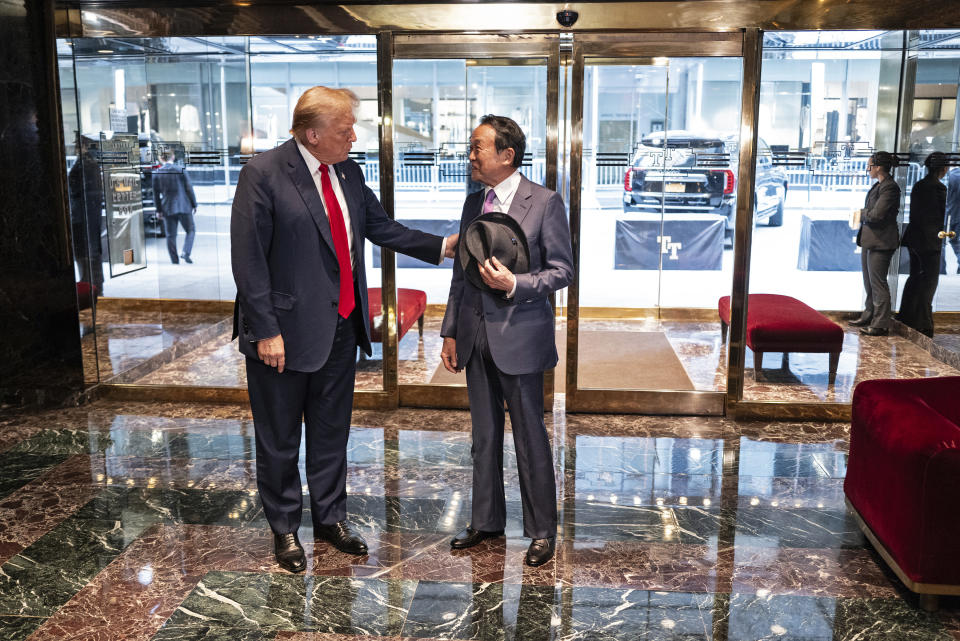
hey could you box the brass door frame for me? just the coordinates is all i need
[389,33,561,409]
[566,31,749,416]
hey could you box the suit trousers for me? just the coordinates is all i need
[245,309,360,535]
[164,212,196,262]
[860,248,894,329]
[898,248,940,336]
[465,318,557,540]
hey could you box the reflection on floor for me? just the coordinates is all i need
[125,315,960,405]
[0,399,957,640]
[80,306,232,384]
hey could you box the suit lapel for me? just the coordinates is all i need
[506,175,534,226]
[284,140,335,256]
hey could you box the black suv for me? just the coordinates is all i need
[622,131,788,236]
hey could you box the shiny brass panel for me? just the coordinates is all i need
[565,39,585,399]
[96,297,234,314]
[394,33,557,58]
[724,28,761,407]
[62,2,960,38]
[577,32,741,57]
[729,401,851,422]
[399,383,469,408]
[566,389,725,415]
[378,31,399,402]
[847,498,960,598]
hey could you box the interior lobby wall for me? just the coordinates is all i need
[0,0,84,408]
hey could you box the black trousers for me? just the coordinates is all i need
[899,248,940,336]
[464,320,557,540]
[245,309,360,534]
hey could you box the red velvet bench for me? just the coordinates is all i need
[718,294,844,384]
[367,287,427,343]
[845,377,960,610]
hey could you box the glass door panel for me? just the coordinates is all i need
[392,42,552,396]
[576,54,742,396]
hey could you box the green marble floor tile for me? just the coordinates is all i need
[74,487,262,527]
[0,517,148,617]
[402,580,558,640]
[0,615,46,641]
[0,453,70,500]
[150,626,269,641]
[5,429,108,457]
[164,571,417,636]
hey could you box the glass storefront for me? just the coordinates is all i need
[58,29,960,411]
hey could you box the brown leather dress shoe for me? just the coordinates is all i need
[525,537,556,566]
[450,526,505,549]
[273,531,306,573]
[314,520,368,555]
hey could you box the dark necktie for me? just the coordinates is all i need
[319,164,355,318]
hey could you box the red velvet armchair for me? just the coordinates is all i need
[844,376,960,610]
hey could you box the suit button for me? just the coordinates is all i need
[474,308,481,316]
[331,301,337,307]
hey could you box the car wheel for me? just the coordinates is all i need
[767,200,784,227]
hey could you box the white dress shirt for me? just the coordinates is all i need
[297,140,355,264]
[483,169,523,297]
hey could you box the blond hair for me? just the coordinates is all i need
[290,86,359,143]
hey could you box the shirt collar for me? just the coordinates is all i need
[487,169,522,203]
[296,139,324,175]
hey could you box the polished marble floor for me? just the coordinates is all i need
[124,314,960,404]
[0,398,957,640]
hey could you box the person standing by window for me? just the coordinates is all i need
[848,151,901,336]
[898,152,948,337]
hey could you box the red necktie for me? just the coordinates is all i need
[319,164,355,318]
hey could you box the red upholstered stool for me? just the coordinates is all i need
[718,294,844,384]
[845,377,960,610]
[367,288,427,343]
[76,281,96,311]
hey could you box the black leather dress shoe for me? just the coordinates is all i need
[860,326,889,336]
[450,527,505,549]
[847,317,871,327]
[273,531,306,573]
[525,537,556,566]
[314,520,368,555]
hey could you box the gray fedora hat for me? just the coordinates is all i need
[460,212,530,294]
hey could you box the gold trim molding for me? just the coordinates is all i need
[58,1,960,38]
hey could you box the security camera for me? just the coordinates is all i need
[556,9,579,28]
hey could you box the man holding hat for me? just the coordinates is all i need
[440,115,573,566]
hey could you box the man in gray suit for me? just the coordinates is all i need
[152,149,198,264]
[440,115,573,566]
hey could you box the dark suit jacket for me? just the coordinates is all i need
[441,175,573,375]
[902,174,947,253]
[231,138,444,372]
[152,162,197,216]
[947,168,960,232]
[857,177,901,250]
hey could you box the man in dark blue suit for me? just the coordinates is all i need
[152,149,197,264]
[231,86,457,572]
